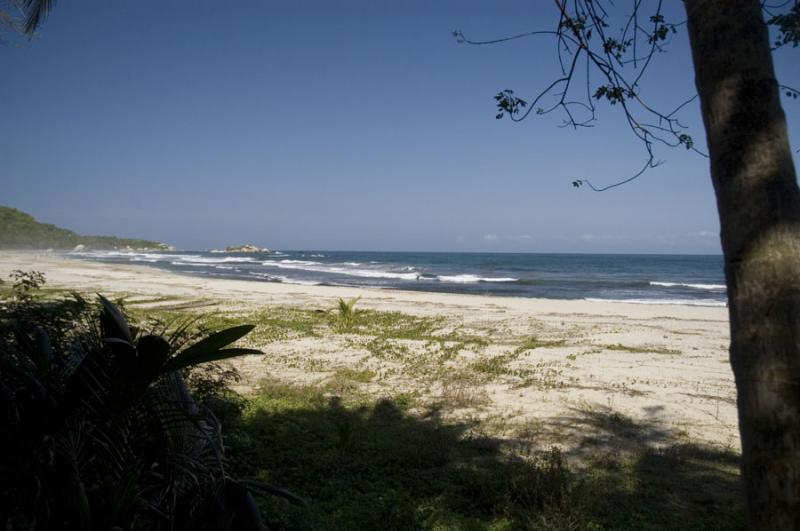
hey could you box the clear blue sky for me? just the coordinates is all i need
[2,1,798,253]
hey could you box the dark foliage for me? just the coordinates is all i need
[223,384,743,530]
[9,269,46,302]
[768,3,800,49]
[455,0,799,189]
[0,292,275,530]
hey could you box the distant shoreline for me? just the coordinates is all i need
[0,250,729,316]
[0,250,735,450]
[52,248,728,307]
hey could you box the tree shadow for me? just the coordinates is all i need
[222,385,745,530]
[542,406,744,530]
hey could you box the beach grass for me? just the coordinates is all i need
[118,294,742,528]
[2,281,741,529]
[604,343,682,355]
[216,380,744,531]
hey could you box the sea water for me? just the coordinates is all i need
[69,250,726,306]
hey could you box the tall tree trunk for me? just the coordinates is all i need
[685,1,800,528]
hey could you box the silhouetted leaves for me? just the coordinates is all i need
[494,89,527,119]
[768,4,800,48]
[0,294,271,529]
[593,85,634,105]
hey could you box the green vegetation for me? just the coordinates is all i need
[470,336,565,382]
[0,288,277,529]
[335,297,361,331]
[0,205,169,250]
[0,280,745,529]
[127,305,328,345]
[125,299,451,351]
[604,343,681,355]
[216,381,744,530]
[8,269,46,302]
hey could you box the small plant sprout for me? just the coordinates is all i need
[336,296,361,331]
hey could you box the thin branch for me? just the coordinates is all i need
[451,29,562,46]
[456,0,712,191]
[573,157,662,191]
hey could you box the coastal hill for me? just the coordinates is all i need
[0,205,171,251]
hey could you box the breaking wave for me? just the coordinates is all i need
[650,281,726,291]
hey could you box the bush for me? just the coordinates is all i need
[0,294,274,530]
[9,269,46,302]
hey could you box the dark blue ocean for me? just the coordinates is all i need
[70,250,727,306]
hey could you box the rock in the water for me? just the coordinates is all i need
[220,244,270,253]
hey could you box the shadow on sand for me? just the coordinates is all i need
[223,385,744,530]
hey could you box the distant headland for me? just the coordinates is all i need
[0,205,172,251]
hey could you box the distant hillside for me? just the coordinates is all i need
[0,206,170,250]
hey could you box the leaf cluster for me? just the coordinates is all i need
[335,297,361,331]
[768,3,800,48]
[9,269,46,302]
[593,84,635,105]
[0,294,279,530]
[494,89,528,119]
[456,0,797,191]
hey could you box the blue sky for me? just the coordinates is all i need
[2,1,798,253]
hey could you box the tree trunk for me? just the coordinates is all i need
[685,1,800,528]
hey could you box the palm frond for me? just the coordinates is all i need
[20,0,56,35]
[0,291,282,527]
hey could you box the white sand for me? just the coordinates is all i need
[0,251,738,450]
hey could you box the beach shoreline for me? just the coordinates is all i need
[61,248,729,306]
[0,250,737,450]
[0,250,728,316]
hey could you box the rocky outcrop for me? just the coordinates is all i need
[212,244,270,253]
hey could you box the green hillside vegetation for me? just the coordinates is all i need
[0,205,169,250]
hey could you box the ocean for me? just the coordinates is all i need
[69,250,727,307]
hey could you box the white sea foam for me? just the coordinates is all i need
[175,256,256,264]
[275,276,322,286]
[260,261,518,283]
[584,297,726,307]
[249,272,320,286]
[277,259,321,265]
[344,269,419,280]
[437,274,519,283]
[650,281,726,291]
[437,275,480,283]
[260,260,418,280]
[71,250,173,261]
[259,260,322,270]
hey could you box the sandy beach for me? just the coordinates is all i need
[0,251,738,450]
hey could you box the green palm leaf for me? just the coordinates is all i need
[164,325,260,372]
[165,347,262,373]
[98,294,132,343]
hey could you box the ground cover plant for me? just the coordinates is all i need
[218,381,744,530]
[1,281,745,529]
[0,279,284,530]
